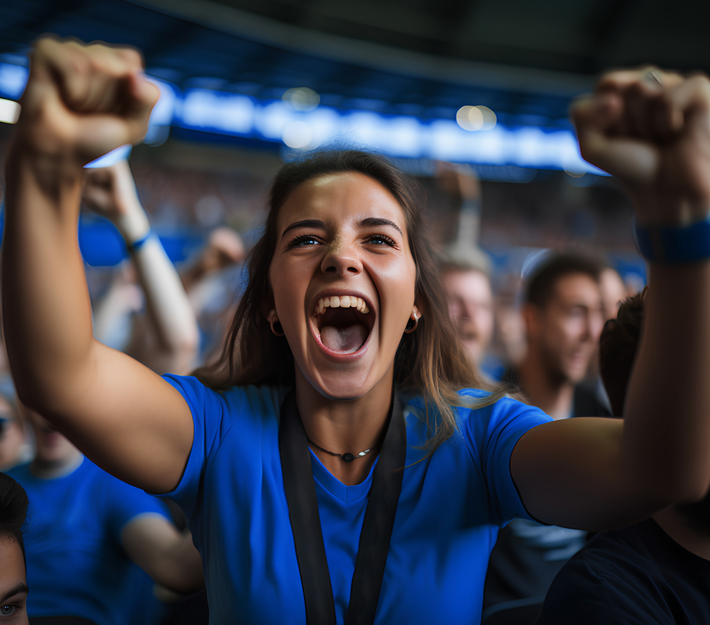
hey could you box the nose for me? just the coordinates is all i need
[320,239,363,276]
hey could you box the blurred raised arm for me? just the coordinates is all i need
[511,68,710,530]
[2,37,193,493]
[84,161,199,374]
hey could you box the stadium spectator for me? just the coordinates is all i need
[181,226,246,364]
[483,252,608,624]
[440,244,497,377]
[5,38,710,625]
[85,160,199,375]
[437,163,502,379]
[7,403,203,624]
[0,472,29,624]
[537,289,710,624]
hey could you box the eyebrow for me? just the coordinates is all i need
[281,219,327,240]
[360,217,403,236]
[0,582,28,602]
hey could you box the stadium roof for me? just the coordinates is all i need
[2,0,707,128]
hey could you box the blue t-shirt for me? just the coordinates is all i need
[9,457,170,625]
[160,376,551,625]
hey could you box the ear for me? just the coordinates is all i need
[267,309,278,323]
[522,302,541,339]
[411,304,421,321]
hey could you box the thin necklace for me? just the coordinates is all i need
[305,436,377,463]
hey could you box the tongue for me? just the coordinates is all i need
[320,324,368,353]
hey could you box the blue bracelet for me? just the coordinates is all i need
[634,216,710,264]
[127,230,153,253]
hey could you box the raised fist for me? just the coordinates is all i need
[573,68,710,226]
[16,36,159,167]
[82,160,140,222]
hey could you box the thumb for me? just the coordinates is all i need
[122,73,161,145]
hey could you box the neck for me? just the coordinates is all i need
[517,352,574,419]
[294,371,394,486]
[31,449,84,479]
[654,507,710,561]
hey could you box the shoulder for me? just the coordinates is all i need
[162,374,286,421]
[403,388,550,455]
[455,388,550,432]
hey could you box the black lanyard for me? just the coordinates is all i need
[279,390,406,625]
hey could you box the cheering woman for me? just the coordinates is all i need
[5,37,710,624]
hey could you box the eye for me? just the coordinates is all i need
[365,234,397,247]
[0,605,16,617]
[287,234,322,249]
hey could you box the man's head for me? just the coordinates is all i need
[523,252,604,386]
[440,245,494,368]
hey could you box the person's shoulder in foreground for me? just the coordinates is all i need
[536,517,710,625]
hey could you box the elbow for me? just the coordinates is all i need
[648,472,710,508]
[154,557,204,594]
[673,477,710,505]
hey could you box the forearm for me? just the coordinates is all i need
[123,515,204,593]
[623,261,710,503]
[2,147,96,412]
[110,187,199,359]
[130,236,199,357]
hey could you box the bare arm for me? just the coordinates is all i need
[122,514,204,593]
[512,69,710,530]
[2,37,193,493]
[83,161,199,374]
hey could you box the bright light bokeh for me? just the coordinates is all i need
[457,105,497,131]
[283,87,320,112]
[0,98,20,124]
[282,121,313,148]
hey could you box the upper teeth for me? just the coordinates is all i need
[315,295,370,315]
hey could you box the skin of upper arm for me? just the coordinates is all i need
[121,513,204,593]
[510,417,671,531]
[45,340,194,494]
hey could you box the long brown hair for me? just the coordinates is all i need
[194,150,505,449]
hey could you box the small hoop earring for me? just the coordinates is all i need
[269,317,285,337]
[404,314,419,334]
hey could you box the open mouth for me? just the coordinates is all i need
[312,295,375,355]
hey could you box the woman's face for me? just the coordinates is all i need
[269,172,418,400]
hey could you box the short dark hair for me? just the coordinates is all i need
[599,290,645,417]
[525,252,603,308]
[0,472,29,563]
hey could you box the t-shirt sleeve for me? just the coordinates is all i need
[462,393,552,525]
[155,374,233,521]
